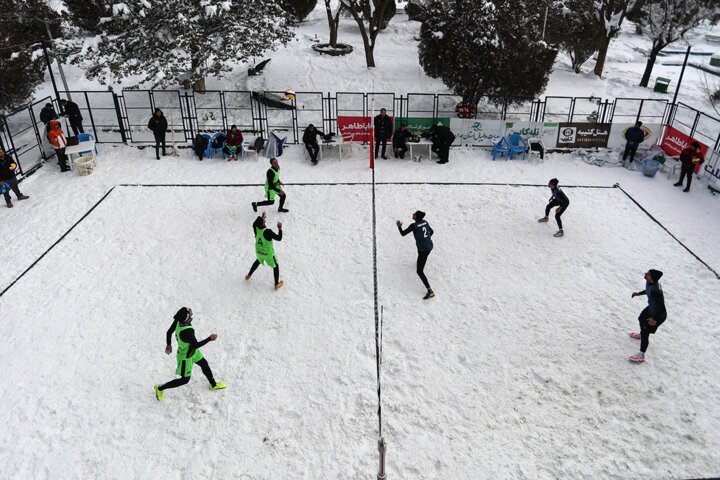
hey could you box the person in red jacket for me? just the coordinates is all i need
[223,125,243,161]
[47,120,70,172]
[673,141,704,192]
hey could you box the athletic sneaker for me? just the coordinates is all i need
[252,202,257,212]
[278,208,289,213]
[629,332,641,340]
[210,383,227,390]
[673,182,682,187]
[275,280,284,290]
[423,290,436,300]
[629,353,645,363]
[553,229,564,237]
[154,384,163,401]
[537,216,549,223]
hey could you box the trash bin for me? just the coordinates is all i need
[653,77,671,93]
[642,158,661,177]
[74,155,94,176]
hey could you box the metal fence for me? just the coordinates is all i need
[2,90,719,176]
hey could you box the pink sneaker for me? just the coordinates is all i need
[629,332,641,340]
[629,353,645,363]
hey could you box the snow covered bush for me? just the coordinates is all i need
[79,0,295,90]
[418,0,557,103]
[280,0,318,23]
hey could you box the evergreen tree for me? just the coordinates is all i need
[546,0,605,73]
[62,0,111,34]
[79,0,295,90]
[280,0,318,23]
[341,0,394,67]
[592,0,637,78]
[0,0,62,112]
[405,0,429,22]
[419,0,557,103]
[636,0,719,87]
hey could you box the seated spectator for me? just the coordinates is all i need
[302,124,325,165]
[47,120,70,172]
[392,124,411,159]
[193,133,209,161]
[223,125,243,161]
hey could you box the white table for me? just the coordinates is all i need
[319,137,349,161]
[408,140,434,161]
[64,140,97,170]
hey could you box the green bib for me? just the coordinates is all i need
[264,167,281,197]
[175,323,202,361]
[255,226,275,259]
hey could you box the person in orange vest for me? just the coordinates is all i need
[47,120,70,172]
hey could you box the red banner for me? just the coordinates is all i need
[660,126,709,158]
[338,116,372,142]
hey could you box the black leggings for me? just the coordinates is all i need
[256,192,286,210]
[417,250,431,290]
[637,307,664,353]
[248,258,280,284]
[159,357,215,390]
[545,199,566,229]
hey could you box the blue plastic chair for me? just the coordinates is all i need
[492,136,510,160]
[77,132,98,156]
[206,132,226,159]
[508,133,528,160]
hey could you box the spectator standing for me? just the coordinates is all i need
[374,108,393,159]
[430,124,455,164]
[47,120,70,172]
[147,108,168,160]
[673,141,704,192]
[622,121,645,165]
[628,269,667,363]
[537,178,569,237]
[224,125,243,161]
[39,103,58,126]
[60,99,84,135]
[302,124,325,165]
[192,133,209,160]
[392,124,411,159]
[0,147,30,208]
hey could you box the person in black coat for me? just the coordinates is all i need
[373,108,393,159]
[302,124,325,165]
[392,124,411,159]
[39,103,58,130]
[0,147,30,208]
[622,121,645,164]
[192,133,209,160]
[148,108,168,160]
[60,99,84,135]
[628,269,667,363]
[537,178,570,237]
[429,124,454,164]
[673,141,704,192]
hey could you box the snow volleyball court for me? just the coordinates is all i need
[1,181,718,479]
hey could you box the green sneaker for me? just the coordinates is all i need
[210,382,227,391]
[154,384,163,401]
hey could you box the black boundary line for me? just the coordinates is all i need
[0,186,117,298]
[120,182,617,188]
[614,184,720,280]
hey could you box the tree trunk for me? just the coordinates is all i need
[363,41,376,68]
[193,78,206,92]
[190,55,206,92]
[593,37,611,77]
[325,1,339,47]
[639,47,661,87]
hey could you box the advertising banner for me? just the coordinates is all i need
[451,119,505,146]
[556,123,612,148]
[607,123,662,149]
[504,122,559,148]
[395,117,450,138]
[337,116,372,142]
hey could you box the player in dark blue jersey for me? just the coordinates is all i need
[397,210,435,300]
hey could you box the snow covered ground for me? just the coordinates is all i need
[1,143,719,478]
